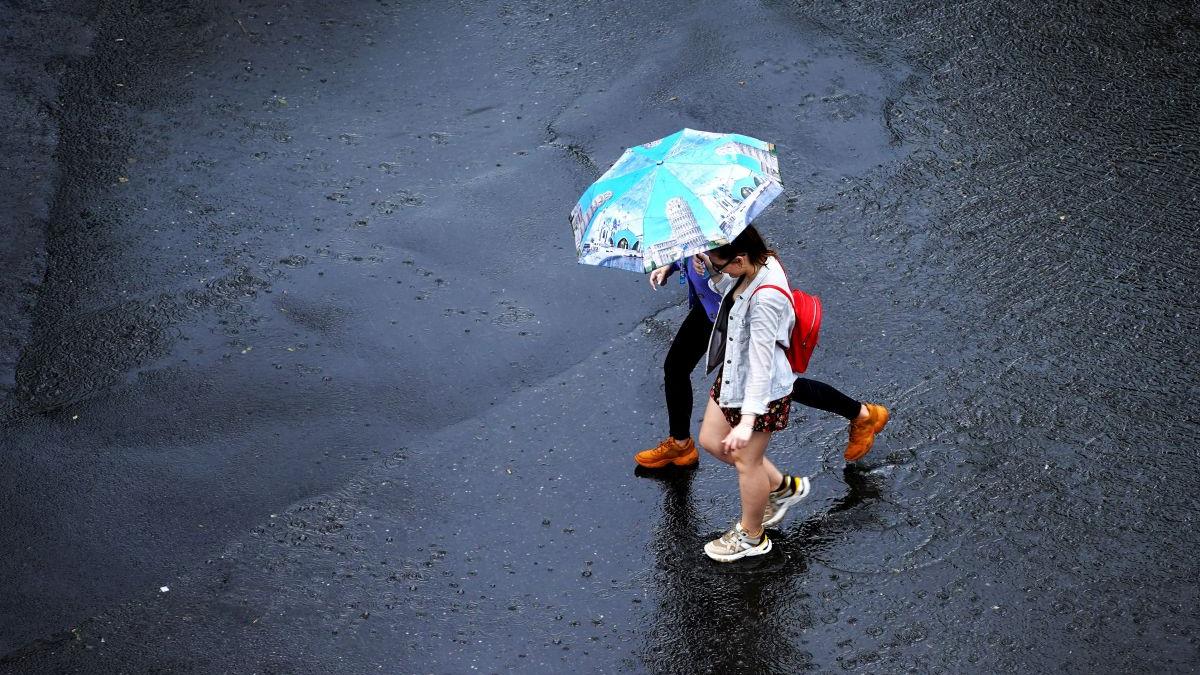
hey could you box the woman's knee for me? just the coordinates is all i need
[697,428,723,455]
[729,436,769,472]
[731,451,763,474]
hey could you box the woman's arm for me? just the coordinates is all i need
[707,270,736,296]
[648,260,679,289]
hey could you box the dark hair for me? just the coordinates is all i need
[710,225,776,266]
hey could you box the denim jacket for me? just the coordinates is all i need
[706,256,797,416]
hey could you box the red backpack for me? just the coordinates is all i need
[751,282,822,374]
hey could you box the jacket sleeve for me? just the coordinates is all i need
[741,288,792,416]
[708,273,735,296]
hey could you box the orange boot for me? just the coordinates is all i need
[845,403,889,461]
[635,437,699,468]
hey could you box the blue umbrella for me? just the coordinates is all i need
[569,128,784,273]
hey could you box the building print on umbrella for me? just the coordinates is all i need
[571,190,613,252]
[710,186,740,214]
[594,212,641,251]
[645,197,715,270]
[612,229,639,250]
[570,204,583,244]
[709,175,767,234]
[716,141,781,183]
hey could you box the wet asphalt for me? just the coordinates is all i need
[1,0,1198,672]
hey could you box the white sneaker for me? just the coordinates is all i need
[704,522,772,562]
[762,475,811,528]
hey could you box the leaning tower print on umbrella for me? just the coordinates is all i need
[570,129,784,273]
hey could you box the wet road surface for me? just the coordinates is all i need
[1,0,1197,672]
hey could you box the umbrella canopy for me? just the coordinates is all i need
[569,129,783,273]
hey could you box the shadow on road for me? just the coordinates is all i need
[633,465,881,673]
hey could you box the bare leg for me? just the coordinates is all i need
[698,397,734,465]
[761,457,784,490]
[700,398,788,535]
[701,398,785,483]
[730,431,773,535]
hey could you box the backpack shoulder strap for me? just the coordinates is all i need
[751,284,796,309]
[748,283,796,314]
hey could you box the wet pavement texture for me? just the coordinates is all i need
[1,0,1197,672]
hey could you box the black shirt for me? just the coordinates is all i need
[705,279,743,374]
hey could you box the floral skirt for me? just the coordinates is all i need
[710,370,790,432]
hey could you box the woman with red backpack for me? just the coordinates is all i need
[636,250,888,473]
[694,225,888,562]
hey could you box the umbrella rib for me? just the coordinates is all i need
[640,165,667,238]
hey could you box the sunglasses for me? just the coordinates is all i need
[711,254,740,274]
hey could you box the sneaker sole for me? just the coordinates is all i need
[763,476,811,527]
[634,448,699,468]
[704,536,773,562]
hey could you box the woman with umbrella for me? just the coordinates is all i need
[633,253,721,469]
[571,130,889,554]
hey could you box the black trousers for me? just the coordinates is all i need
[664,303,861,440]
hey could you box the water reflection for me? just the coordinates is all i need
[636,466,882,674]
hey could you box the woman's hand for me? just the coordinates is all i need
[693,253,710,276]
[721,418,755,453]
[649,265,670,289]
